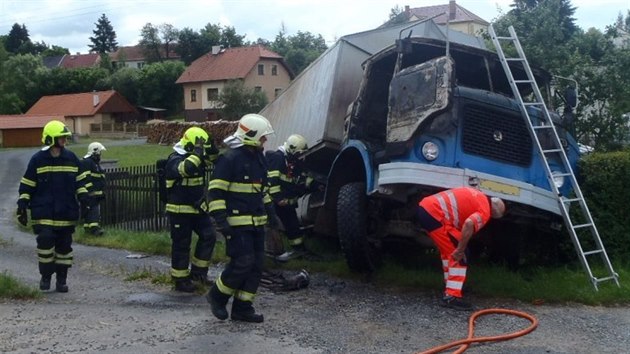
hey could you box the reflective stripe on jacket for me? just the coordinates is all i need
[82,156,106,200]
[265,149,309,206]
[419,187,491,233]
[208,146,271,228]
[17,148,88,225]
[165,151,212,214]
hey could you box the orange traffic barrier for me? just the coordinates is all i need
[416,308,539,354]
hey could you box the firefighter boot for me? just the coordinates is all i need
[55,267,69,293]
[275,244,307,262]
[174,278,196,293]
[190,266,213,286]
[206,284,229,320]
[231,298,264,323]
[39,275,52,291]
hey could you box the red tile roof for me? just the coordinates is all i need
[111,45,180,62]
[26,90,137,116]
[60,53,101,68]
[0,115,65,130]
[176,45,289,84]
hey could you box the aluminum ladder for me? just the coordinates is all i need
[488,24,619,290]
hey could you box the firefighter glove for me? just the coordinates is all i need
[193,137,205,158]
[16,207,28,226]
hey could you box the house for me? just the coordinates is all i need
[175,45,294,121]
[0,115,63,147]
[111,45,181,69]
[59,53,101,69]
[26,90,138,136]
[389,1,489,36]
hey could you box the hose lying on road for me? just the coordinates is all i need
[416,308,539,354]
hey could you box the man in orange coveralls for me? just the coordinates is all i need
[417,187,506,310]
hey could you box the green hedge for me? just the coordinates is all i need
[579,150,630,263]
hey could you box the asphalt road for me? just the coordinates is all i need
[1,145,630,354]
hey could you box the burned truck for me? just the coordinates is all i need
[261,20,580,272]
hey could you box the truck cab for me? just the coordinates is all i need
[324,37,580,271]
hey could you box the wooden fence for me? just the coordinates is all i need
[102,164,168,232]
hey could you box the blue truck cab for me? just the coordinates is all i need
[325,37,580,271]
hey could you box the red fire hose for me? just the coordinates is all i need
[416,308,539,354]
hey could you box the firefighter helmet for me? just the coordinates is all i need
[283,134,308,155]
[180,126,210,152]
[42,120,72,146]
[86,142,106,157]
[234,113,274,147]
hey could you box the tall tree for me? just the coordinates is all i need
[139,23,162,63]
[176,27,205,65]
[88,14,118,54]
[5,23,31,54]
[137,60,186,113]
[159,23,179,59]
[271,29,327,75]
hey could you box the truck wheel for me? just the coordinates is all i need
[337,182,381,272]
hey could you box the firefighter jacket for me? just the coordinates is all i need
[208,146,272,229]
[82,156,106,202]
[266,148,313,207]
[165,143,218,215]
[17,148,89,227]
[418,187,492,237]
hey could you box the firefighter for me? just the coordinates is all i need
[206,113,276,323]
[416,187,506,310]
[265,134,320,261]
[165,126,219,293]
[17,120,89,293]
[82,142,107,236]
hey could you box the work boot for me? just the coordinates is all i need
[55,268,69,293]
[206,284,229,320]
[275,244,307,262]
[90,226,104,236]
[174,278,196,293]
[231,298,264,323]
[191,273,213,286]
[440,295,472,311]
[39,275,51,291]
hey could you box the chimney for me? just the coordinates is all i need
[93,93,100,107]
[449,0,456,20]
[211,45,222,55]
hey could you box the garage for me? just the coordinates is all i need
[0,115,63,148]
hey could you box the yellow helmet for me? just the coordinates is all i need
[42,120,72,146]
[180,126,210,152]
[283,134,308,155]
[234,113,274,147]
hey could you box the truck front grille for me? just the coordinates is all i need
[462,104,532,166]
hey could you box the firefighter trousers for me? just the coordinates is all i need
[275,204,303,246]
[35,226,73,278]
[168,213,216,280]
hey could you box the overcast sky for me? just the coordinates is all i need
[1,0,628,54]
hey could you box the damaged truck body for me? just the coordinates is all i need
[261,20,580,272]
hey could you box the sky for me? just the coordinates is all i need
[0,0,628,54]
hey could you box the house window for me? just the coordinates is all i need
[191,89,197,102]
[207,88,219,101]
[136,62,144,69]
[258,64,264,75]
[254,86,262,92]
[274,88,282,98]
[272,64,278,76]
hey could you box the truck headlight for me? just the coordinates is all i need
[421,142,439,161]
[552,171,565,188]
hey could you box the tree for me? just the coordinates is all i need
[271,29,327,75]
[96,67,141,105]
[139,23,162,63]
[175,28,205,65]
[41,45,70,57]
[0,54,45,113]
[387,5,409,26]
[220,26,246,48]
[219,80,268,120]
[88,14,118,54]
[159,23,179,59]
[5,23,31,54]
[137,60,186,113]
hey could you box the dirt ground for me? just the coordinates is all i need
[2,147,630,354]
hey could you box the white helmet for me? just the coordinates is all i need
[85,142,106,158]
[234,113,274,147]
[283,134,308,155]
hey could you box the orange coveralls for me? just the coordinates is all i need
[417,187,491,298]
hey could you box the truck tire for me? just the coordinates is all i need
[337,182,381,272]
